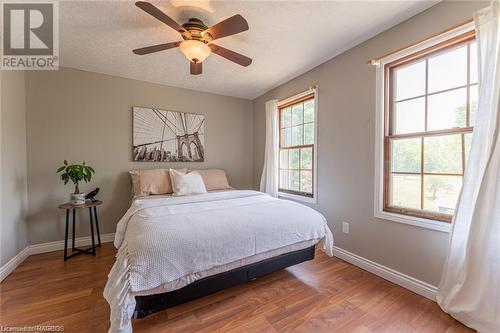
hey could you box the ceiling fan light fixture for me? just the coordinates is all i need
[133,3,252,74]
[179,40,211,63]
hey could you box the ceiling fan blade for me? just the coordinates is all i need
[135,1,188,35]
[209,44,252,67]
[133,42,180,55]
[203,14,248,40]
[190,61,202,75]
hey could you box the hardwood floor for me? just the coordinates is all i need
[0,243,472,333]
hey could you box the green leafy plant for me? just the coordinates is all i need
[56,160,95,194]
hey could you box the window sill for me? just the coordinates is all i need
[375,210,451,233]
[278,191,317,204]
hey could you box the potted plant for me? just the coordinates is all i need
[57,160,95,204]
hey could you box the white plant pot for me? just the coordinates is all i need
[70,192,86,205]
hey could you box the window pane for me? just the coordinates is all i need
[290,170,300,191]
[390,174,421,209]
[304,100,314,123]
[280,150,289,169]
[428,46,467,93]
[424,135,462,174]
[470,85,478,126]
[300,147,313,169]
[281,107,291,128]
[292,104,303,126]
[304,123,314,144]
[289,149,300,169]
[291,125,303,146]
[392,138,421,173]
[470,42,478,84]
[464,133,472,168]
[300,171,312,193]
[395,60,425,100]
[280,170,289,189]
[427,88,467,130]
[423,175,462,214]
[281,128,291,147]
[394,97,425,134]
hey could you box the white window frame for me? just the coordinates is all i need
[277,87,319,204]
[373,22,475,233]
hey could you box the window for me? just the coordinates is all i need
[385,35,476,222]
[374,23,476,230]
[278,92,316,199]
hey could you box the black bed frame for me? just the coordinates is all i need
[133,245,315,319]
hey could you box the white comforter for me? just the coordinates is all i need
[104,190,334,333]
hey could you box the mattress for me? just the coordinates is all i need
[136,239,318,297]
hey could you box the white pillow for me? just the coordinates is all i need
[169,169,207,196]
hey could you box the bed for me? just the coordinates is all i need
[104,190,334,333]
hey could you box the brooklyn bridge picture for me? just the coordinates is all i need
[133,107,205,162]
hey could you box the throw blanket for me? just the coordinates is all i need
[104,190,334,333]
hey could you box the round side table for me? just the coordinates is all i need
[58,200,102,261]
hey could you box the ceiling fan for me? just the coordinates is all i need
[132,1,252,75]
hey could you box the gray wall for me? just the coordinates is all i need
[25,68,253,245]
[252,1,488,286]
[1,71,29,266]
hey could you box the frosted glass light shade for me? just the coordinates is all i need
[179,40,211,62]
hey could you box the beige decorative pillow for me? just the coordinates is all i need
[192,169,232,191]
[130,168,187,197]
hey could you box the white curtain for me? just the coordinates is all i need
[436,2,500,333]
[260,99,279,197]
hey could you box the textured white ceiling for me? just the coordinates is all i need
[60,1,438,99]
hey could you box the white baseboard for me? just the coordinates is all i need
[0,233,115,282]
[29,233,115,255]
[0,247,30,282]
[333,246,437,301]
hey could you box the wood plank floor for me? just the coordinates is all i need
[0,243,473,333]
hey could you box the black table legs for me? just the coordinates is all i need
[72,209,76,251]
[64,210,69,261]
[63,207,102,261]
[88,207,96,255]
[94,206,101,247]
